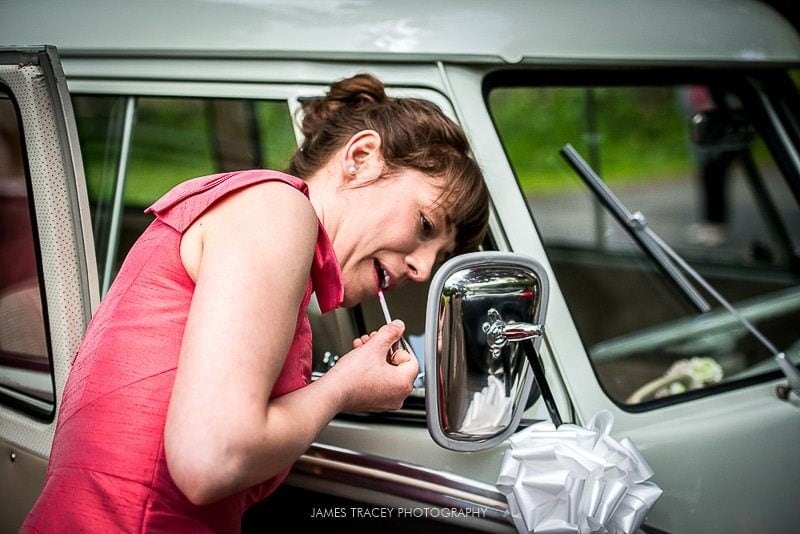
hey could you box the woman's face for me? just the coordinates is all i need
[332,168,456,308]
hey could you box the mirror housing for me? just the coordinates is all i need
[425,252,552,451]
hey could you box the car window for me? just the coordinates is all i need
[0,90,53,415]
[72,95,298,291]
[489,73,800,408]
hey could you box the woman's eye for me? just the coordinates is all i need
[420,215,434,238]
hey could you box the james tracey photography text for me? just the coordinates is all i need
[309,506,488,520]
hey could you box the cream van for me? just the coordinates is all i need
[2,1,800,532]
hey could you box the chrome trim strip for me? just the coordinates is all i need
[290,443,510,525]
[102,96,136,295]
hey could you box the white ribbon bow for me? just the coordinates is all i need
[496,410,662,533]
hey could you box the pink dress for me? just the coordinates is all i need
[22,170,343,533]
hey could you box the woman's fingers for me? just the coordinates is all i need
[331,320,419,412]
[351,320,405,352]
[352,332,374,349]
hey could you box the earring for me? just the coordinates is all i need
[348,165,357,175]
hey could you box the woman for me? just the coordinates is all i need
[22,73,489,532]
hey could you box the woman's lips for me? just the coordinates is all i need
[374,260,391,290]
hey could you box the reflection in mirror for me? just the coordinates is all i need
[426,252,549,452]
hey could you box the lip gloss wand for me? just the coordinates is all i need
[377,288,414,365]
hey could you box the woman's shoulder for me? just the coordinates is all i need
[148,170,306,213]
[179,172,319,283]
[147,169,311,233]
[223,169,308,195]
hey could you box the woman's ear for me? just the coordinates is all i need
[342,129,383,183]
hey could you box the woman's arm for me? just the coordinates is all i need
[164,181,417,505]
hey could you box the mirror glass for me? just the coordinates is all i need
[425,252,549,451]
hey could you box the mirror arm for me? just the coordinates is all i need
[522,339,563,427]
[502,322,544,342]
[483,308,543,358]
[483,307,561,425]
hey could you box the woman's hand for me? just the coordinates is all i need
[325,320,419,413]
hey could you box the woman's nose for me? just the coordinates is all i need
[406,247,436,282]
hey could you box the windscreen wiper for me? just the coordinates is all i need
[560,144,710,313]
[560,143,800,398]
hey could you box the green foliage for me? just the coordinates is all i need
[257,102,297,171]
[489,87,694,194]
[75,96,297,208]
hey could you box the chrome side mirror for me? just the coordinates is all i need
[425,252,556,451]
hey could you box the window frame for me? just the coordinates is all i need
[67,78,484,422]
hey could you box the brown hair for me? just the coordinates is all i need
[286,73,489,253]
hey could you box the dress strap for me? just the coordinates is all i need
[145,170,343,311]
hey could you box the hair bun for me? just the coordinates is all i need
[327,73,388,108]
[298,73,387,142]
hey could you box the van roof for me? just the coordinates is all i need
[3,0,800,65]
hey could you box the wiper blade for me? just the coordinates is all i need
[560,144,710,312]
[559,143,800,397]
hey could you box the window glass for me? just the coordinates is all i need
[0,90,52,413]
[73,96,297,288]
[490,78,800,407]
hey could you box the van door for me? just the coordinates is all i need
[0,46,98,532]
